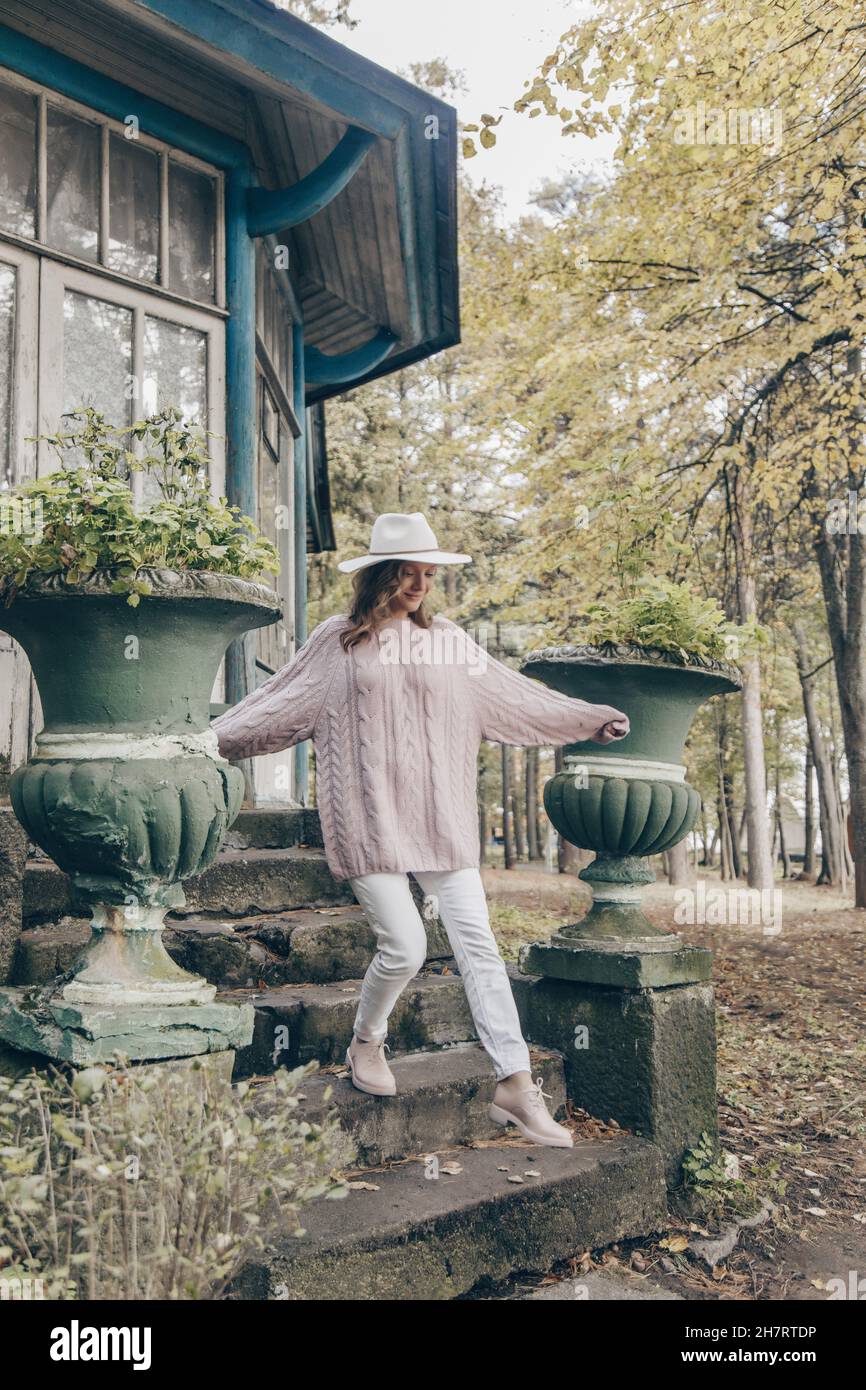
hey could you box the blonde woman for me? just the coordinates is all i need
[211,513,629,1148]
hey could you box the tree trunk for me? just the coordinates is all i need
[774,798,790,878]
[831,755,854,884]
[803,746,816,878]
[725,773,742,879]
[707,827,719,868]
[501,743,515,870]
[667,837,694,886]
[715,709,736,883]
[511,787,526,860]
[813,343,866,906]
[793,620,847,886]
[699,805,709,864]
[773,716,790,878]
[526,746,541,859]
[818,846,831,886]
[718,789,734,880]
[729,462,775,889]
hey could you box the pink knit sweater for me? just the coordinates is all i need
[211,613,630,882]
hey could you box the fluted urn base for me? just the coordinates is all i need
[59,902,216,1008]
[520,849,711,987]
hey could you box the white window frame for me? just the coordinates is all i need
[0,242,39,769]
[37,258,226,499]
[0,241,38,486]
[0,63,226,311]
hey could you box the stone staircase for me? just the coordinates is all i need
[8,805,671,1299]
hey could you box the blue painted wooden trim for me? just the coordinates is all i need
[247,127,376,236]
[134,0,407,139]
[304,331,397,387]
[292,321,309,801]
[0,23,249,169]
[225,167,257,521]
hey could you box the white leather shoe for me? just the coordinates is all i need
[489,1075,574,1147]
[345,1034,397,1096]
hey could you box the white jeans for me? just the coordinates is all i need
[347,867,532,1082]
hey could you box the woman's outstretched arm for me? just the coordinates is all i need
[444,619,630,747]
[211,615,342,761]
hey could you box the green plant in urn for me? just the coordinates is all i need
[0,409,281,1063]
[518,579,750,985]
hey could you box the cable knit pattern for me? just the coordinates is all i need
[317,662,354,882]
[210,611,630,881]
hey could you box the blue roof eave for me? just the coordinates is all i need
[129,0,460,384]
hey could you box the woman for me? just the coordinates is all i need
[211,512,630,1149]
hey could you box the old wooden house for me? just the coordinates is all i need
[0,0,459,802]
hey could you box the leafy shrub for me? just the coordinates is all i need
[0,1056,354,1300]
[577,576,760,663]
[0,407,279,608]
[679,1130,773,1224]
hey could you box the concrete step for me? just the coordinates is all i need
[12,906,379,989]
[22,846,356,926]
[222,807,323,851]
[252,1040,568,1169]
[231,1131,668,1300]
[229,969,483,1078]
[14,888,453,989]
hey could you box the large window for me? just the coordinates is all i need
[0,70,224,308]
[38,260,224,497]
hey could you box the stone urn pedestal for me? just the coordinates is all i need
[0,568,281,1065]
[515,641,742,1188]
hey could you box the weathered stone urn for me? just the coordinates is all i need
[517,641,742,985]
[0,567,281,1064]
[514,639,742,1188]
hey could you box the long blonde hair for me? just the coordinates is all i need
[339,559,434,652]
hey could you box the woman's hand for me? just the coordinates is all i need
[592,717,630,744]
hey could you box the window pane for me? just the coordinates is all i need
[108,133,159,281]
[46,107,100,261]
[0,263,16,488]
[267,280,279,367]
[258,436,278,541]
[278,322,289,391]
[262,382,278,457]
[0,81,37,238]
[143,317,207,420]
[142,316,208,504]
[168,161,215,302]
[61,290,133,467]
[257,250,292,394]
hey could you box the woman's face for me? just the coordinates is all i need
[389,561,438,615]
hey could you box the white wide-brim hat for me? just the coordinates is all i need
[337,511,473,574]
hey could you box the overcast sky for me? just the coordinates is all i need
[336,0,612,222]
